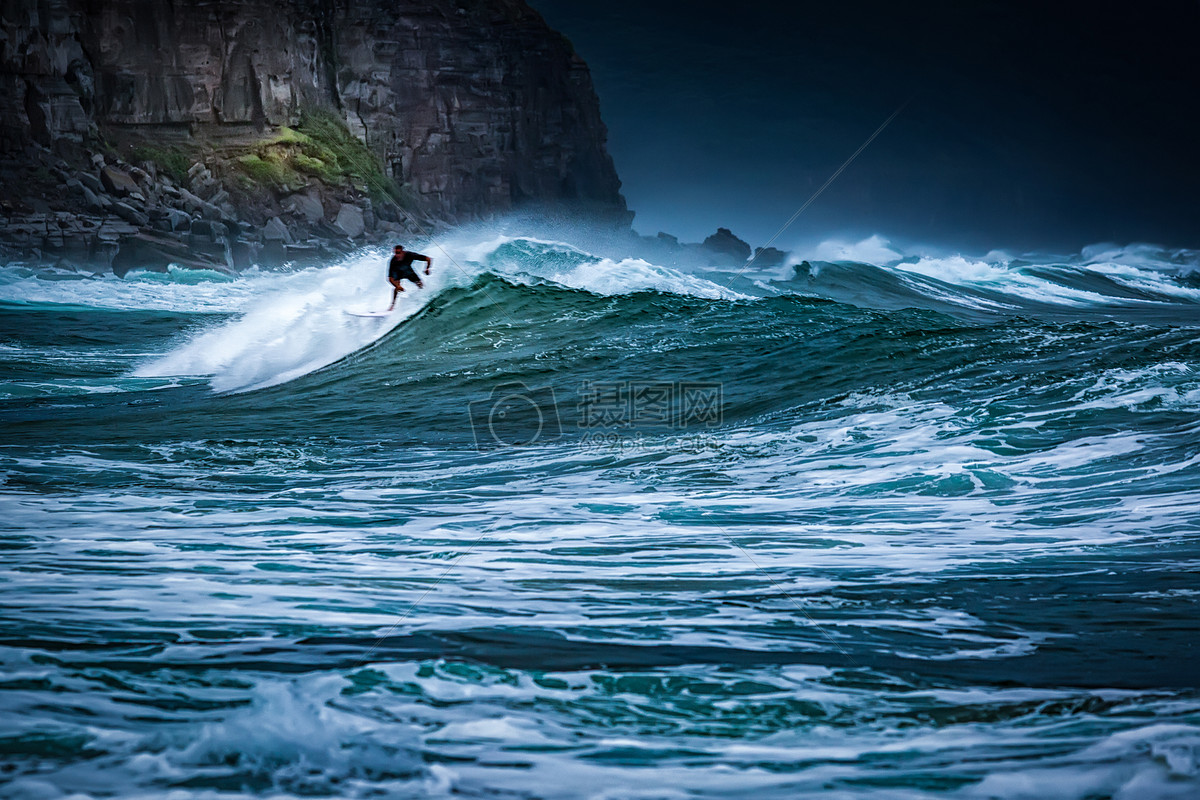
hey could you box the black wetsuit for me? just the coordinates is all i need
[389,252,427,283]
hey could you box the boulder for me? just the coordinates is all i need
[230,238,258,270]
[334,203,365,238]
[112,201,149,227]
[176,188,224,221]
[81,186,105,212]
[165,209,191,231]
[285,192,325,224]
[263,216,293,243]
[78,172,103,195]
[285,242,323,266]
[100,166,140,197]
[176,188,204,214]
[259,240,288,267]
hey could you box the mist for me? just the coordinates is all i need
[530,0,1200,253]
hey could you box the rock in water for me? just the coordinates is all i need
[752,246,788,268]
[702,228,753,264]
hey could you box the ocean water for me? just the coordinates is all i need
[1,232,1199,799]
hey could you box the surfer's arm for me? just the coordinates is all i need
[422,255,433,274]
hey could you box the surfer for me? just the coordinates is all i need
[387,245,433,310]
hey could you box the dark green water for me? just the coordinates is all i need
[1,236,1198,798]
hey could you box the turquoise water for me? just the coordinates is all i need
[1,234,1199,798]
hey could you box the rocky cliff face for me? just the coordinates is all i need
[0,0,629,269]
[333,0,625,220]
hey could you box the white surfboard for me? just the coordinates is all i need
[344,309,392,318]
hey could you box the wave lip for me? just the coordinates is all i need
[476,235,749,300]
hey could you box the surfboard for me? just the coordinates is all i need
[344,310,391,318]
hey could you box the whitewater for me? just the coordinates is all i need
[1,231,1198,799]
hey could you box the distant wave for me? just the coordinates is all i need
[783,236,1200,315]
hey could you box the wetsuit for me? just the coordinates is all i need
[389,251,428,284]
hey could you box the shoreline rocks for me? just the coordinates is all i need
[0,141,390,274]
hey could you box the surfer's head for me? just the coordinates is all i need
[394,244,405,254]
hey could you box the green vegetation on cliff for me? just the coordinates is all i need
[233,109,409,207]
[127,144,195,184]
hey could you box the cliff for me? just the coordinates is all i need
[0,0,629,271]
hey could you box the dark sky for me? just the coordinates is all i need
[529,0,1200,252]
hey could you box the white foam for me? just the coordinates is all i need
[965,724,1200,799]
[805,234,904,265]
[785,236,1200,310]
[1086,261,1200,301]
[0,264,267,313]
[1081,242,1200,272]
[892,254,1117,306]
[535,255,746,300]
[134,249,455,393]
[1061,363,1200,412]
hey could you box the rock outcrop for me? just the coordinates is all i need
[624,227,791,271]
[0,0,630,271]
[701,227,752,263]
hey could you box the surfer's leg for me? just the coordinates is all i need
[400,269,422,289]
